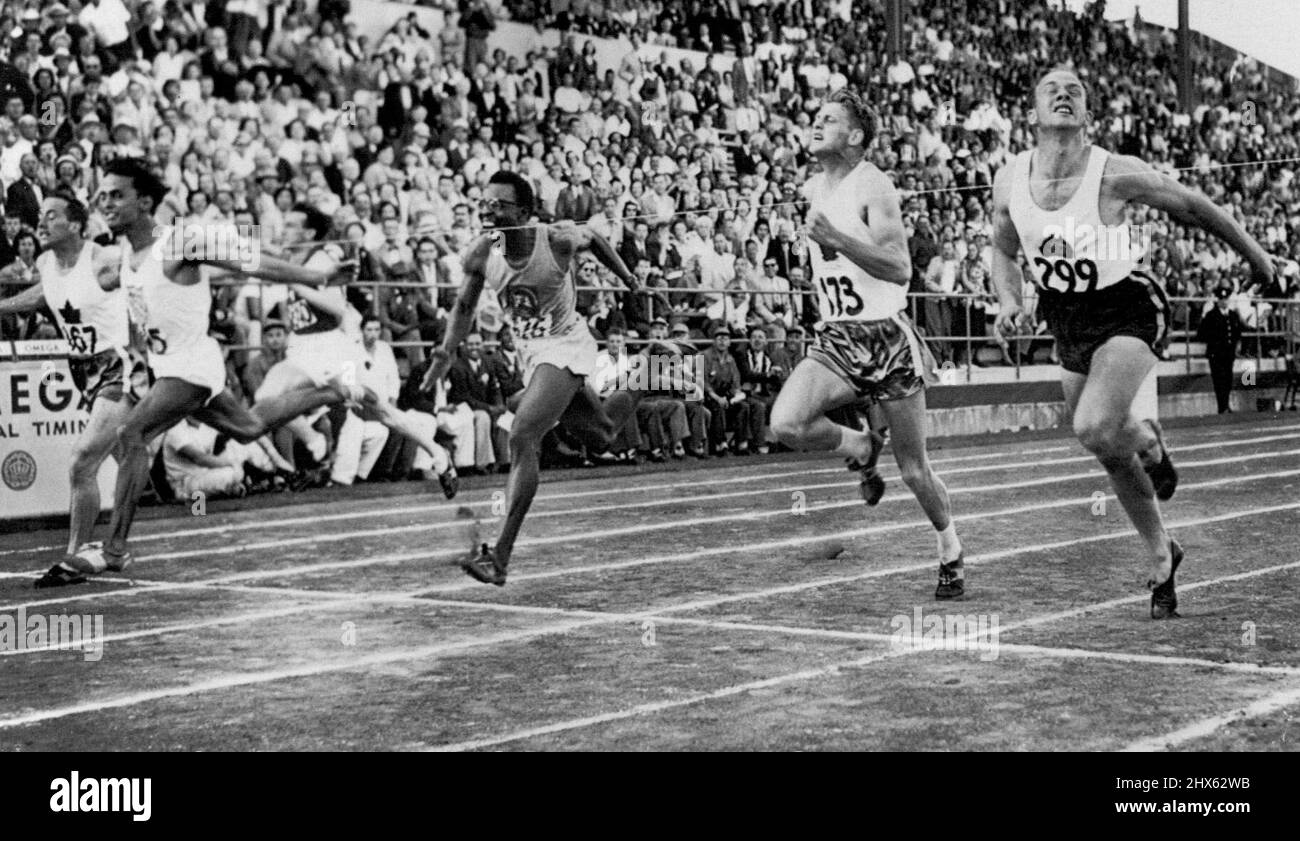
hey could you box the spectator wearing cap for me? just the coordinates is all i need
[555,164,597,222]
[701,323,750,455]
[640,318,708,458]
[736,325,781,454]
[1197,285,1245,414]
[241,318,289,402]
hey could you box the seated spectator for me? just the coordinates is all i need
[736,325,782,453]
[701,322,752,455]
[589,327,643,460]
[447,331,507,473]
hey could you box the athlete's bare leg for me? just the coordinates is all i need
[769,358,879,461]
[66,395,131,554]
[877,388,957,545]
[103,378,214,557]
[494,364,587,567]
[200,385,341,444]
[1064,336,1171,584]
[366,393,453,475]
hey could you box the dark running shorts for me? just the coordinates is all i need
[1037,273,1170,375]
[806,313,939,402]
[68,348,149,410]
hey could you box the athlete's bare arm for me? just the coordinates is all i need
[93,243,122,291]
[805,167,912,286]
[421,234,493,392]
[1106,154,1274,285]
[0,281,44,315]
[989,164,1026,335]
[287,283,347,319]
[161,234,355,288]
[564,224,639,291]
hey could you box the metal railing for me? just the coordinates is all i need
[190,276,1300,381]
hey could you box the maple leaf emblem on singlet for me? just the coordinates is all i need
[59,300,81,325]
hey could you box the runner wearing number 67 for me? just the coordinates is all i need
[769,89,967,601]
[991,68,1275,619]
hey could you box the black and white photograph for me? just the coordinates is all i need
[0,0,1297,783]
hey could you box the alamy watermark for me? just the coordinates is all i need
[1,607,104,661]
[889,607,1000,661]
[151,223,262,271]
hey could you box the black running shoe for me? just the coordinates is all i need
[846,429,887,506]
[461,543,507,586]
[1142,420,1178,502]
[1149,539,1184,620]
[935,553,965,600]
[34,561,88,589]
[437,468,459,500]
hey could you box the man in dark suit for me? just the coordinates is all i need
[619,219,653,273]
[735,324,781,454]
[484,326,525,408]
[555,166,597,222]
[6,154,43,230]
[1197,285,1245,414]
[765,224,804,280]
[448,332,509,471]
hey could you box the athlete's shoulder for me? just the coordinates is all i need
[1101,152,1167,200]
[855,161,899,195]
[463,233,498,270]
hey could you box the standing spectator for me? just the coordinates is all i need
[462,0,497,73]
[1197,285,1245,414]
[6,154,43,229]
[555,164,597,221]
[924,241,960,364]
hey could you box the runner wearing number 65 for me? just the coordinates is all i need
[420,170,642,586]
[769,89,967,601]
[991,68,1275,619]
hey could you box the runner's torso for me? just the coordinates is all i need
[120,226,211,357]
[38,242,129,358]
[1007,146,1142,295]
[483,229,583,341]
[803,161,907,323]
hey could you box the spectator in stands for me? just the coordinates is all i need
[736,324,779,454]
[701,322,748,455]
[447,331,507,473]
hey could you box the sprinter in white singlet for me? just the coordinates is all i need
[768,88,967,601]
[991,68,1276,618]
[420,170,641,586]
[0,193,147,586]
[74,158,354,576]
[252,207,458,498]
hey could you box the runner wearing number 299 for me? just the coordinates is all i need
[768,89,967,600]
[992,68,1275,619]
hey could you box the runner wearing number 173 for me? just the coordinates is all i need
[768,89,967,600]
[991,68,1275,618]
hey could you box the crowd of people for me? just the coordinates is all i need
[1,0,1298,499]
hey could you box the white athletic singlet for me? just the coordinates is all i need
[120,227,212,358]
[37,243,129,358]
[120,227,227,398]
[483,229,585,341]
[802,161,907,322]
[1007,146,1142,294]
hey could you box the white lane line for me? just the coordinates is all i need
[5,421,1295,559]
[0,616,612,730]
[33,443,1300,571]
[1119,684,1300,751]
[5,460,1300,613]
[2,499,1300,727]
[0,437,1085,558]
